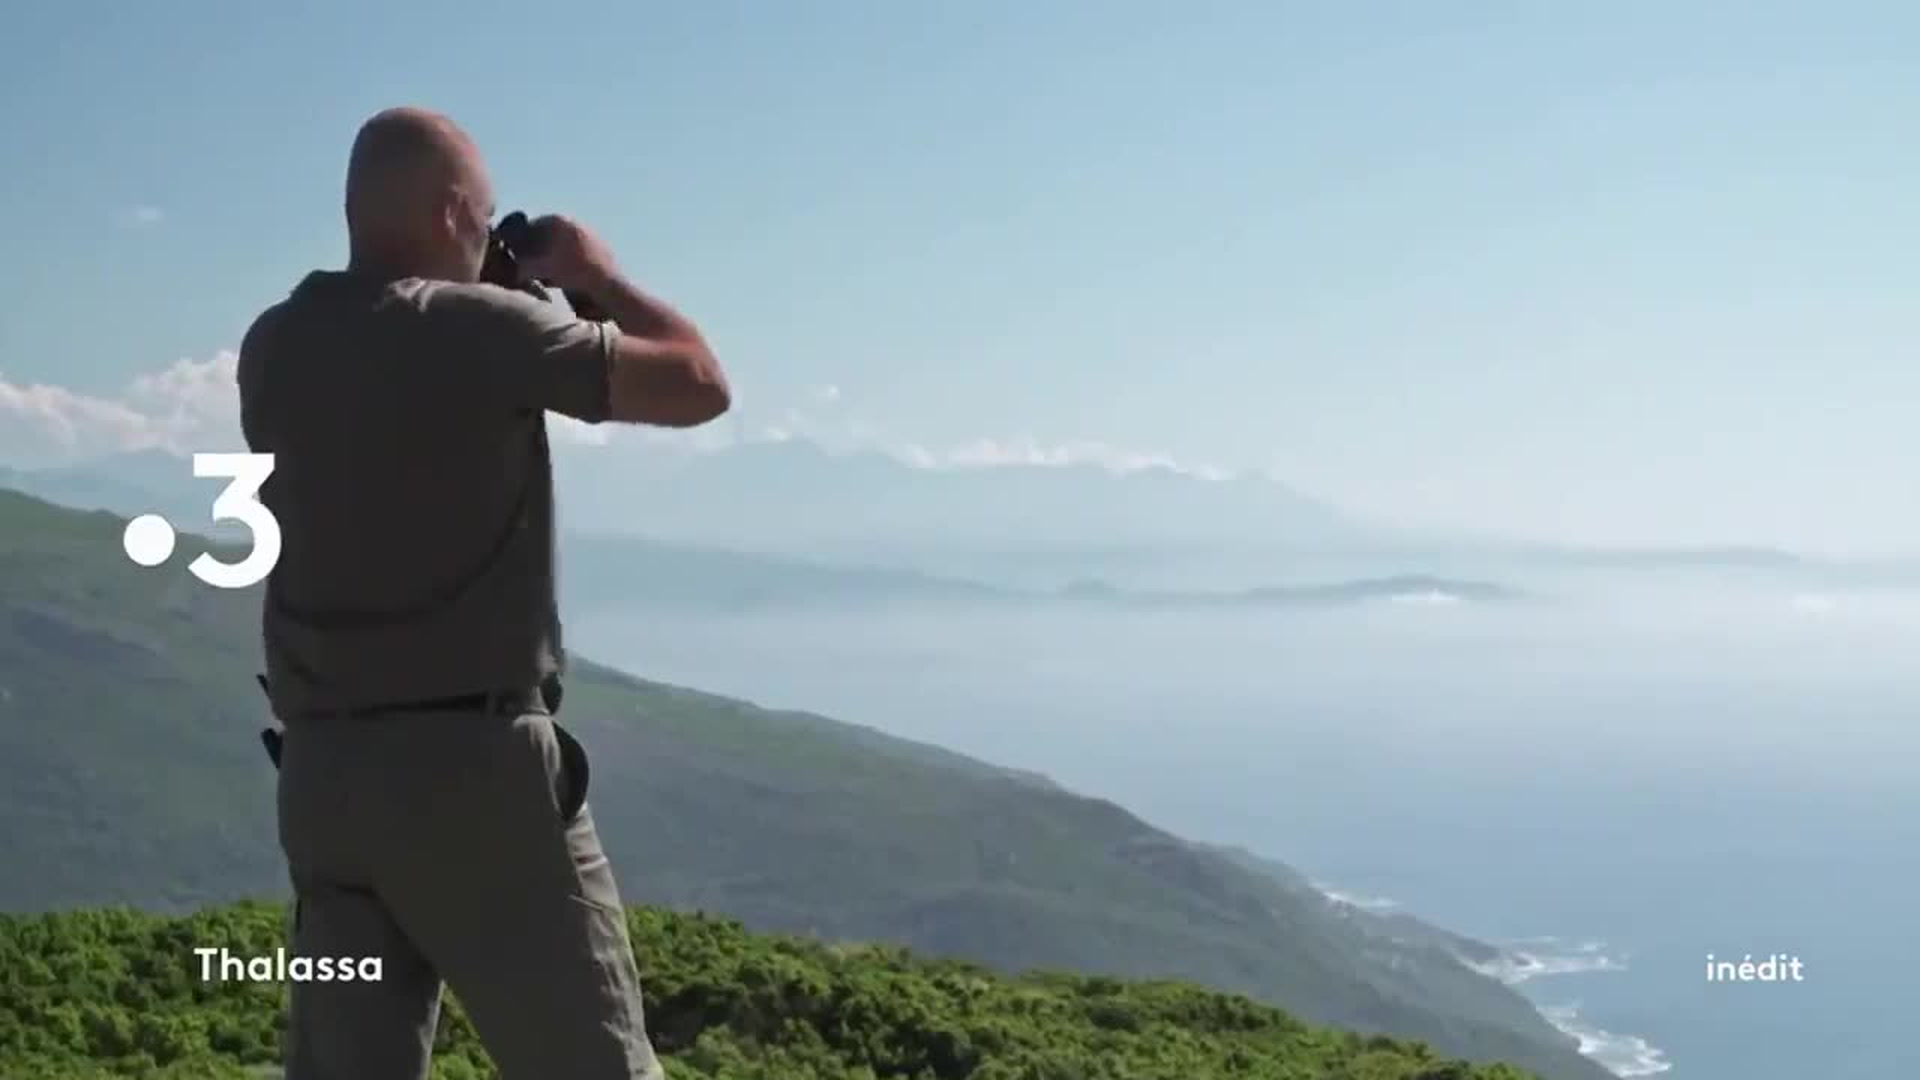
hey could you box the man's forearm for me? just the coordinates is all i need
[580,267,731,426]
[581,271,708,347]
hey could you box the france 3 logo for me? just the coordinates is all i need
[120,453,280,589]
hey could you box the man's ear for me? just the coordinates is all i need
[438,195,462,243]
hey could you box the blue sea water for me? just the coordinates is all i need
[1287,769,1917,1079]
[574,577,1919,1079]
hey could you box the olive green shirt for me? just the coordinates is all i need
[236,271,615,716]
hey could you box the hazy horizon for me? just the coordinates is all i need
[13,444,1920,568]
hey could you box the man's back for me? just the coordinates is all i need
[238,270,610,715]
[258,106,727,1080]
[249,267,670,1080]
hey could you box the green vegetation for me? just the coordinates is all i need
[0,902,1534,1079]
[0,487,1607,1080]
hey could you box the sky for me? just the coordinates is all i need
[2,1,1917,554]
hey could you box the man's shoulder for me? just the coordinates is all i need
[244,271,401,346]
[238,292,298,372]
[245,276,565,368]
[416,280,562,327]
[250,272,546,324]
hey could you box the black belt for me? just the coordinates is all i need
[355,690,527,716]
[255,676,562,770]
[298,689,537,721]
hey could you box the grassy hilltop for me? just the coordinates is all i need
[0,902,1532,1080]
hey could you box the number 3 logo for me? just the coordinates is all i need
[191,453,281,589]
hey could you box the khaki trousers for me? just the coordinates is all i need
[274,696,664,1079]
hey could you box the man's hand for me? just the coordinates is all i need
[507,212,731,427]
[517,215,620,295]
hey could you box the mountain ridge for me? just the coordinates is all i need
[13,447,1920,579]
[552,435,1376,551]
[0,457,1538,611]
[0,485,1612,1080]
[560,531,1531,613]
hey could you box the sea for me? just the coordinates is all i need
[571,560,1920,1080]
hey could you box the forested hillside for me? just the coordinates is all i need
[0,488,1603,1080]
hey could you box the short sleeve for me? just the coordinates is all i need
[424,282,617,422]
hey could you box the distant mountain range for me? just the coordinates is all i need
[0,453,217,532]
[0,488,1612,1080]
[559,532,1528,614]
[0,455,1527,613]
[8,446,1919,591]
[549,436,1385,553]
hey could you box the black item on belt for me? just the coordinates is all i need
[255,674,564,771]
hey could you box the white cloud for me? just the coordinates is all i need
[918,435,1230,480]
[1,358,1235,482]
[0,353,241,467]
[0,377,159,463]
[116,206,164,229]
[127,352,242,446]
[676,384,1233,479]
[729,413,1228,480]
[1789,592,1840,617]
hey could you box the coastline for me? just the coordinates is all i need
[1312,880,1671,1079]
[1476,936,1672,1078]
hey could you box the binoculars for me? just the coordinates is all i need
[481,211,609,322]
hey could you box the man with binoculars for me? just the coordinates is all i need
[236,105,729,1079]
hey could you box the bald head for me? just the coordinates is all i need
[344,107,494,280]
